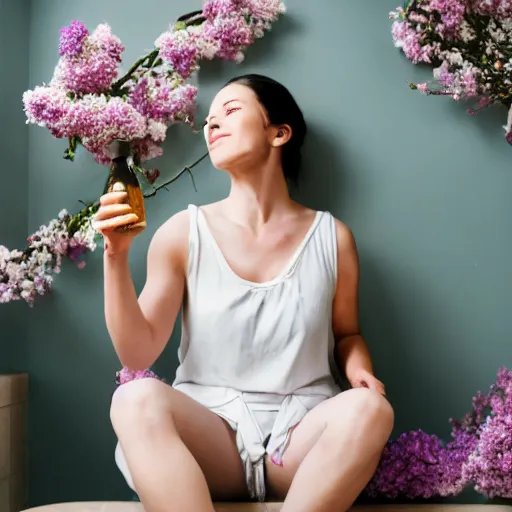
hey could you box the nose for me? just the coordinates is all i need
[207,119,220,131]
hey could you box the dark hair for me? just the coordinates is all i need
[225,74,307,185]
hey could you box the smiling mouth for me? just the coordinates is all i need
[210,134,229,145]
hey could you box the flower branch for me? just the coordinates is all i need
[389,0,512,142]
[2,0,286,305]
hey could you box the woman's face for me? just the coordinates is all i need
[204,83,284,172]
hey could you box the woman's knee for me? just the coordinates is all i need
[329,388,394,438]
[110,378,176,433]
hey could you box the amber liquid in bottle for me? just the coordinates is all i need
[106,141,147,235]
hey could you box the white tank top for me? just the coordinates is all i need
[173,204,342,394]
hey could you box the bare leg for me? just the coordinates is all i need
[110,378,248,512]
[266,388,394,512]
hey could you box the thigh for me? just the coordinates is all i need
[112,378,248,501]
[264,395,334,499]
[265,388,391,499]
[168,385,249,500]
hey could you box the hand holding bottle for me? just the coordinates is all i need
[93,190,140,256]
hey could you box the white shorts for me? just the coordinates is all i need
[115,382,337,501]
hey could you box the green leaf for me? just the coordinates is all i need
[63,148,75,162]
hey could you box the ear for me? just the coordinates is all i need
[271,124,292,148]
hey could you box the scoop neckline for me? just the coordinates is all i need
[197,207,324,288]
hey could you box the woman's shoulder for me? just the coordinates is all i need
[149,208,192,254]
[319,210,357,255]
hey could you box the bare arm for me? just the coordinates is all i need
[104,210,189,370]
[332,220,384,392]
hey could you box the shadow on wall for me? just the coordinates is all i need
[292,123,464,438]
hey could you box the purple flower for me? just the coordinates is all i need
[366,429,471,499]
[243,0,286,22]
[131,136,164,163]
[141,168,160,185]
[155,30,198,79]
[429,0,466,33]
[367,368,512,500]
[203,13,254,61]
[463,414,512,498]
[115,367,164,386]
[130,77,197,125]
[59,20,89,57]
[391,21,438,64]
[80,96,147,164]
[473,0,512,17]
[22,86,71,138]
[0,210,97,305]
[53,23,124,94]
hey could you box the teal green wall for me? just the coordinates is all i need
[21,0,512,507]
[0,0,30,373]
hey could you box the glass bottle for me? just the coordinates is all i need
[105,140,147,234]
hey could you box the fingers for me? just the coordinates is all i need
[95,203,133,221]
[93,213,139,233]
[356,378,386,396]
[371,379,386,396]
[100,191,128,205]
[94,192,138,233]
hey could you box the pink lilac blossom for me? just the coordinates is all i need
[243,0,286,23]
[141,168,161,184]
[80,96,147,164]
[391,20,439,64]
[129,77,198,126]
[0,211,97,305]
[429,0,466,34]
[115,367,164,385]
[390,0,512,145]
[25,4,285,168]
[131,136,165,163]
[472,0,512,18]
[22,86,72,138]
[154,0,285,75]
[504,105,512,144]
[59,20,89,57]
[155,30,199,79]
[203,5,255,61]
[52,23,124,94]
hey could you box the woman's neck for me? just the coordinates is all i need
[223,164,295,230]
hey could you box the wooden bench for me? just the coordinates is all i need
[20,503,512,511]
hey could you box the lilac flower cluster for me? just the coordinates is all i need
[115,367,164,386]
[367,367,512,500]
[53,23,124,94]
[0,210,97,305]
[23,1,285,170]
[462,367,512,498]
[389,1,512,144]
[366,429,475,499]
[156,0,286,76]
[10,3,285,307]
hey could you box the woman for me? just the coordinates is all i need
[95,74,394,512]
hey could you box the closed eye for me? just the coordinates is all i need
[226,107,241,115]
